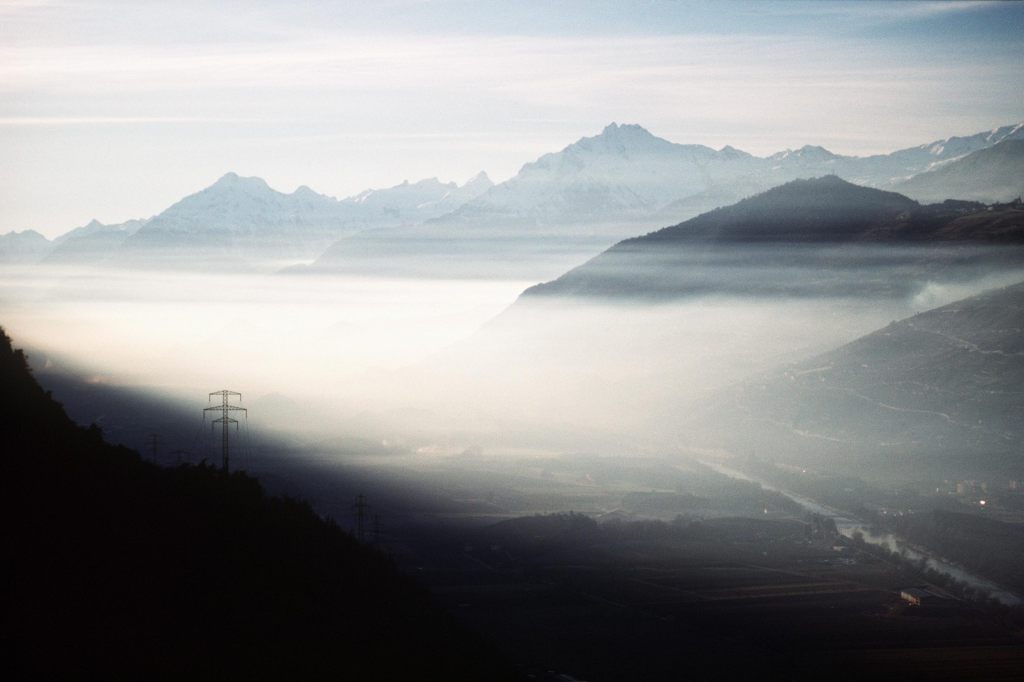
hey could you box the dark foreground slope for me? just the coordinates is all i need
[689,281,1024,477]
[0,327,507,681]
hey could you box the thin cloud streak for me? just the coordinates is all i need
[0,116,255,126]
[761,0,1002,22]
[3,33,1015,109]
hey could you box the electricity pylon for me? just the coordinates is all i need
[203,390,247,473]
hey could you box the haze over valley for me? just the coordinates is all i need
[4,2,1024,679]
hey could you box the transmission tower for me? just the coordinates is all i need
[147,433,159,460]
[353,494,369,542]
[203,390,247,473]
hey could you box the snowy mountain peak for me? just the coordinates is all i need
[462,171,493,190]
[557,122,689,161]
[594,122,662,146]
[210,172,272,193]
[797,145,838,159]
[909,123,1024,160]
[601,122,651,137]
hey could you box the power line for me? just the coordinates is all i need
[353,494,369,542]
[169,449,190,466]
[202,390,247,473]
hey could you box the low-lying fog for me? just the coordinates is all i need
[3,244,1021,481]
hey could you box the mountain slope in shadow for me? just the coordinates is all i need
[687,281,1024,478]
[0,326,509,681]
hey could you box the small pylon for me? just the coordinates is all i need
[353,494,369,542]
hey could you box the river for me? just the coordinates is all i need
[700,460,1022,606]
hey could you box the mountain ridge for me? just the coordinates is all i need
[523,177,1024,300]
[8,120,1023,271]
[894,139,1024,204]
[429,120,1024,236]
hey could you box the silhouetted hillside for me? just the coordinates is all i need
[525,177,1024,300]
[633,176,921,244]
[0,327,508,681]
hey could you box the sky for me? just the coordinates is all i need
[1,0,1022,238]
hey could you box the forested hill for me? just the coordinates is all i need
[522,177,1024,300]
[0,326,508,681]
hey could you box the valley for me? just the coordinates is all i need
[4,105,1024,679]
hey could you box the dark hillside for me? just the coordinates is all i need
[632,176,920,244]
[524,178,1024,300]
[0,327,508,681]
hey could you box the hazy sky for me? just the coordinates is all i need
[2,0,1022,238]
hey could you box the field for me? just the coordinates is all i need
[396,513,1024,681]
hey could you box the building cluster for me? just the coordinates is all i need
[934,479,1022,508]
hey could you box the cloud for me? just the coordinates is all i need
[0,116,250,126]
[758,0,1002,22]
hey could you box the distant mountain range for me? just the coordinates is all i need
[686,281,1024,477]
[3,121,1022,272]
[433,122,1024,233]
[3,171,492,269]
[305,122,1024,278]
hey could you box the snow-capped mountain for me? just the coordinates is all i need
[341,172,492,224]
[431,121,1024,235]
[133,172,343,237]
[309,121,1023,279]
[883,122,1024,176]
[14,120,1023,274]
[432,123,761,233]
[115,173,351,266]
[893,139,1024,204]
[38,171,491,269]
[818,123,1024,188]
